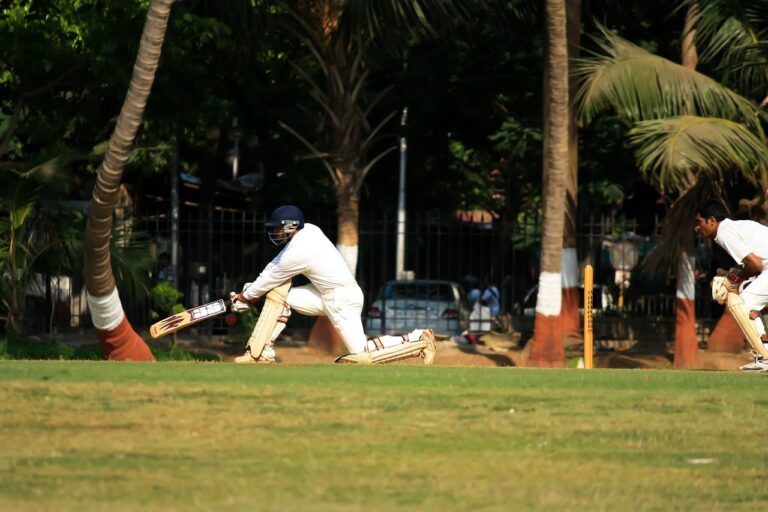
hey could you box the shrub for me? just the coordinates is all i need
[0,335,75,360]
[152,345,219,362]
[149,282,185,320]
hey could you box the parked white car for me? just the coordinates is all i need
[365,280,471,337]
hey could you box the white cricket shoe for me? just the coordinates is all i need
[234,347,276,364]
[739,353,768,372]
[420,328,437,365]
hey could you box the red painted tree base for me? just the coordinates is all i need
[95,316,155,361]
[307,316,344,355]
[528,313,565,367]
[706,312,745,353]
[674,299,697,368]
[561,287,581,337]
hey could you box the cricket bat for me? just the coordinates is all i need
[150,299,228,339]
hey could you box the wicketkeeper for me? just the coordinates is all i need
[695,200,768,372]
[229,205,437,365]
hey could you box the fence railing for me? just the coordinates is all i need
[19,210,722,341]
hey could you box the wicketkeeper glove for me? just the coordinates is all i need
[716,267,743,294]
[711,276,728,305]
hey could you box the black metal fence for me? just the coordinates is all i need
[24,209,721,340]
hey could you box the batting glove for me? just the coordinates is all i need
[229,286,260,314]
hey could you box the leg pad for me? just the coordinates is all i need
[245,281,292,359]
[335,329,436,365]
[727,293,768,358]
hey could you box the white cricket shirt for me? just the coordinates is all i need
[715,218,768,270]
[243,223,356,299]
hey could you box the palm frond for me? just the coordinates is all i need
[641,178,714,276]
[628,116,767,194]
[1,173,44,231]
[336,0,492,49]
[745,0,768,27]
[109,225,153,304]
[689,1,768,96]
[574,26,765,132]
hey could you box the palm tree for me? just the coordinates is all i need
[84,0,175,361]
[275,0,485,274]
[672,0,701,369]
[561,0,582,341]
[527,0,570,367]
[575,21,768,366]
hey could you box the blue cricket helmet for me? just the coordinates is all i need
[266,205,304,245]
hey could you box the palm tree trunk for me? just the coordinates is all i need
[674,253,698,367]
[528,0,569,367]
[336,181,360,274]
[84,0,174,361]
[561,0,582,340]
[6,290,23,334]
[674,1,700,368]
[681,1,699,70]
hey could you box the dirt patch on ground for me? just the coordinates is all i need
[179,333,752,371]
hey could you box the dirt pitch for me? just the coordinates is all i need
[177,331,752,371]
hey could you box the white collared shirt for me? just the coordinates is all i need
[243,223,356,299]
[715,218,768,270]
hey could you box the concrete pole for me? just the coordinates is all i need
[395,53,409,280]
[170,132,180,285]
[395,106,408,280]
[231,117,241,180]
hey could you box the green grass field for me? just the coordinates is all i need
[1,361,767,511]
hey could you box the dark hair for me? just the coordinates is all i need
[695,200,728,221]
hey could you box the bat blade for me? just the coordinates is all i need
[150,299,228,339]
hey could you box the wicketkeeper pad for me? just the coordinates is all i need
[245,280,292,358]
[726,292,768,359]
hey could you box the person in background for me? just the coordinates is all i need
[463,274,481,308]
[480,276,501,328]
[156,252,175,286]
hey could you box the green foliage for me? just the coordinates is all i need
[110,223,155,304]
[576,19,768,226]
[692,0,768,97]
[578,115,634,204]
[490,118,542,214]
[490,118,542,159]
[151,345,220,362]
[73,344,102,360]
[0,170,80,332]
[512,200,542,250]
[629,116,767,193]
[575,25,766,133]
[0,335,76,360]
[587,180,625,206]
[149,281,185,320]
[226,308,259,342]
[446,136,503,212]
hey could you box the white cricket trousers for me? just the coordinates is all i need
[286,283,369,354]
[285,283,415,354]
[742,272,768,339]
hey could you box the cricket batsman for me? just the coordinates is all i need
[229,205,437,365]
[695,200,768,372]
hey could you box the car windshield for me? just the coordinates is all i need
[383,283,454,302]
